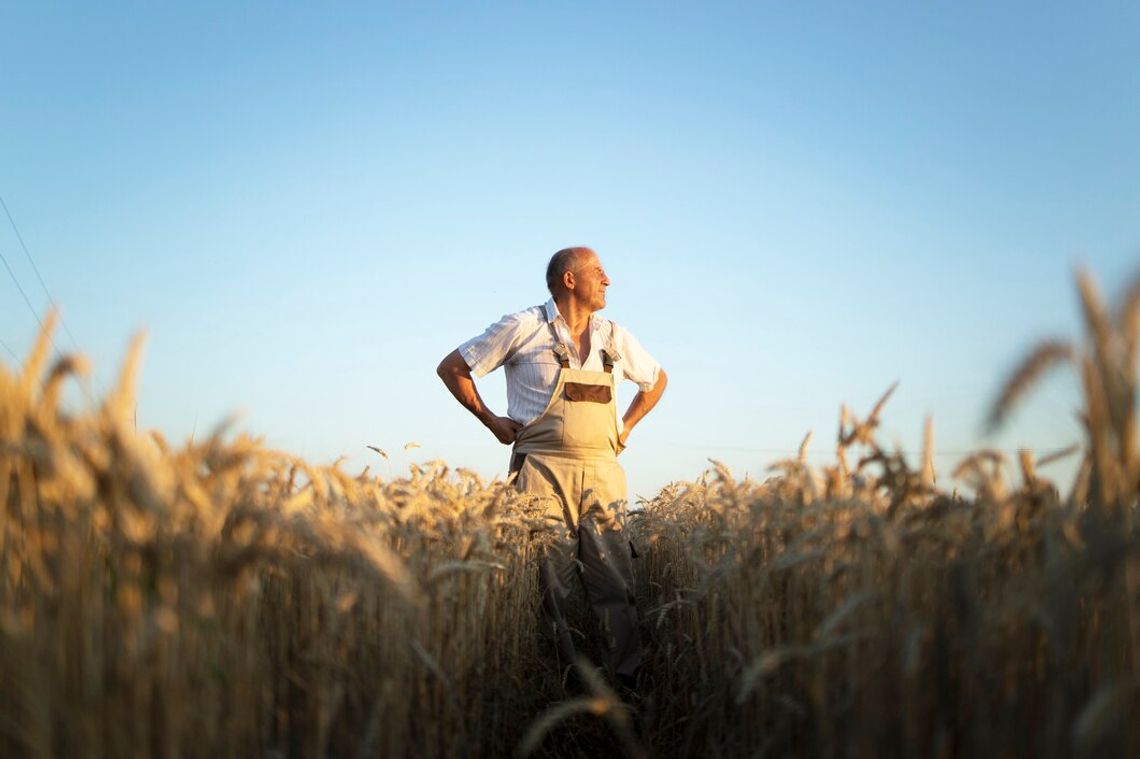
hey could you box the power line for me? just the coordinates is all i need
[0,335,16,362]
[0,194,77,349]
[0,232,52,342]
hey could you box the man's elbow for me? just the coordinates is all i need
[655,368,668,394]
[437,349,469,381]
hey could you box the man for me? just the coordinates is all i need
[436,247,667,687]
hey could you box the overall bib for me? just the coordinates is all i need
[510,320,642,678]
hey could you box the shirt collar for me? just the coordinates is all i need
[544,298,599,330]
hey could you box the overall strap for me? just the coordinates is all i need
[600,320,621,374]
[544,312,571,369]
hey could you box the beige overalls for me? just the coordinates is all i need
[510,319,642,678]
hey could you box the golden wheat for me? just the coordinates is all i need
[1,269,1137,757]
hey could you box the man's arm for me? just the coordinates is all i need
[619,368,668,449]
[436,349,523,445]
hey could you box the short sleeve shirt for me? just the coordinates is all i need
[458,299,661,425]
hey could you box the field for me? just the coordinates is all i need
[2,271,1138,758]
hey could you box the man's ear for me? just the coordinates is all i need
[562,269,576,291]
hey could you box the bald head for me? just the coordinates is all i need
[546,247,595,295]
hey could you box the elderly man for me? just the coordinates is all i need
[436,246,667,687]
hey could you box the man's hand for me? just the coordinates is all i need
[486,415,524,445]
[618,426,631,454]
[437,349,525,445]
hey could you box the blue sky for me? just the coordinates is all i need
[2,2,1137,498]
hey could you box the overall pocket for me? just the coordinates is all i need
[562,382,616,450]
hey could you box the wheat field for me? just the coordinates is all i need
[2,271,1138,758]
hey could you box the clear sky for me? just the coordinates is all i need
[2,2,1137,499]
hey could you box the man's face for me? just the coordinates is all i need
[571,253,610,311]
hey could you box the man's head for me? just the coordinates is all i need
[546,246,610,311]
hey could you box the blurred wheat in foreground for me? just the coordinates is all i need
[2,270,1138,758]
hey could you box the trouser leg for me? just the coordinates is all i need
[516,455,581,669]
[578,518,641,677]
[578,458,642,678]
[537,538,579,669]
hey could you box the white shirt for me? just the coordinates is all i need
[459,299,662,425]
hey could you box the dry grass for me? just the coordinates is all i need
[2,269,1138,757]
